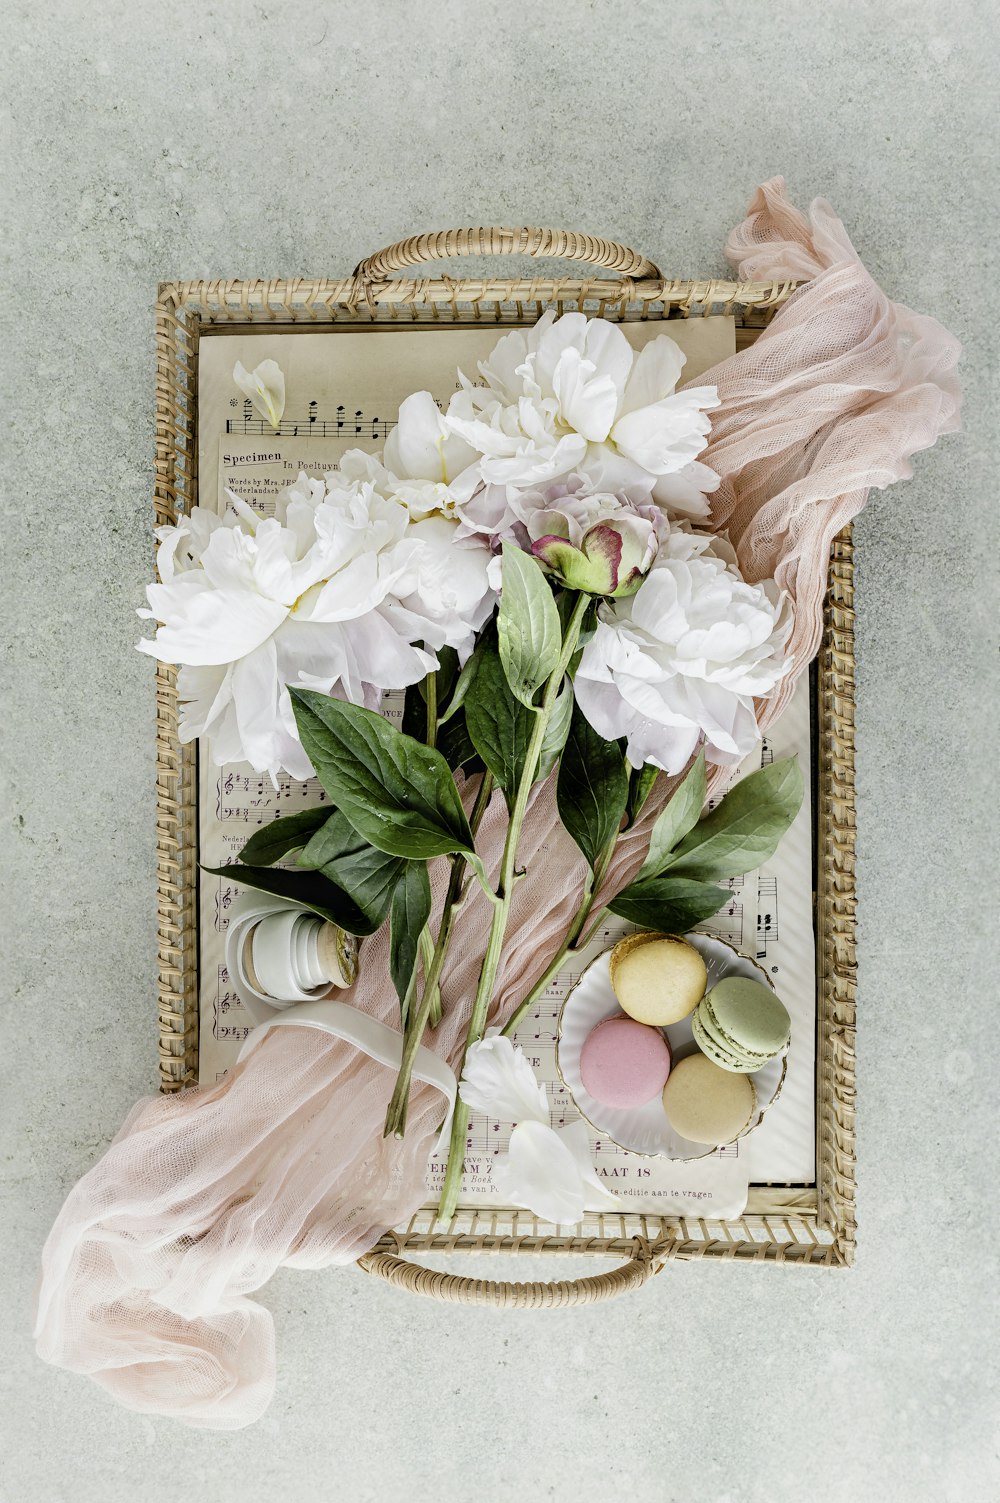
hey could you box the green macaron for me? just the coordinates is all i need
[691,976,790,1073]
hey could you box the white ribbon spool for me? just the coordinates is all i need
[226,893,356,1021]
[249,910,333,1004]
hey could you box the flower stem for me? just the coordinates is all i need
[500,827,618,1039]
[424,670,437,750]
[417,925,441,1028]
[436,593,589,1224]
[383,770,494,1139]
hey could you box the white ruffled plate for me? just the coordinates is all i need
[556,933,788,1160]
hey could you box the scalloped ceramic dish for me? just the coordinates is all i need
[556,933,788,1160]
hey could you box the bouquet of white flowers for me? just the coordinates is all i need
[139,311,801,1220]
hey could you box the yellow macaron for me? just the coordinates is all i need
[608,932,708,1027]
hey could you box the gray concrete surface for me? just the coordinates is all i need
[2,1,997,1499]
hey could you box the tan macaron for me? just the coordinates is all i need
[661,1053,756,1146]
[609,932,708,1027]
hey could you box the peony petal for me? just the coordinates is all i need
[291,551,386,622]
[577,442,657,503]
[174,662,234,742]
[612,388,719,476]
[334,613,435,700]
[617,333,686,417]
[154,508,224,581]
[137,579,287,666]
[650,461,719,520]
[558,1120,621,1210]
[230,639,285,774]
[533,313,632,404]
[459,1037,550,1125]
[196,525,259,594]
[492,1122,587,1225]
[478,326,533,401]
[382,391,480,489]
[233,359,285,431]
[550,348,621,443]
[625,717,703,774]
[479,431,587,489]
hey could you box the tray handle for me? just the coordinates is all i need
[356,1236,665,1306]
[353,226,662,283]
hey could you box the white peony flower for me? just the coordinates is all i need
[137,470,494,780]
[574,526,794,773]
[443,310,721,518]
[459,1037,618,1225]
[233,359,285,431]
[380,514,497,663]
[339,392,480,521]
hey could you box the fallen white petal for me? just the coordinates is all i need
[233,359,286,431]
[459,1037,550,1125]
[492,1121,587,1224]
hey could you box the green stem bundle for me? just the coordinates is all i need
[383,770,494,1139]
[500,827,617,1040]
[436,593,590,1224]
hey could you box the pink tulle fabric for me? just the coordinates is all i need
[35,180,961,1428]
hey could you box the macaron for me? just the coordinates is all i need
[609,932,707,1027]
[580,1015,672,1109]
[662,1054,756,1146]
[692,976,790,1073]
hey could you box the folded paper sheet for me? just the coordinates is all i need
[36,180,960,1429]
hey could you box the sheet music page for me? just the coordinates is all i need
[194,316,812,1216]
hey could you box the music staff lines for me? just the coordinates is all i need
[226,398,395,440]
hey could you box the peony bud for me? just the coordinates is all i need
[532,517,654,597]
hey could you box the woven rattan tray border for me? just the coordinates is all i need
[152,229,856,1296]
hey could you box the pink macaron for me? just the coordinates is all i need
[579,1015,672,1109]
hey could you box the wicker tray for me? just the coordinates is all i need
[153,228,856,1304]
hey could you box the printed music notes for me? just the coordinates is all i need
[212,964,251,1043]
[226,399,392,441]
[216,770,328,824]
[756,877,779,957]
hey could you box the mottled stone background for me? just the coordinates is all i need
[2,2,996,1498]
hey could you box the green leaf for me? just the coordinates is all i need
[497,543,561,706]
[636,751,706,879]
[403,665,484,772]
[290,690,475,860]
[389,862,432,1006]
[663,756,804,881]
[237,806,332,867]
[463,646,535,810]
[608,875,732,933]
[299,811,407,928]
[625,763,659,826]
[437,648,479,724]
[537,681,573,782]
[324,844,406,929]
[401,681,427,742]
[556,703,629,869]
[295,810,356,870]
[437,707,485,775]
[430,646,459,706]
[202,862,377,936]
